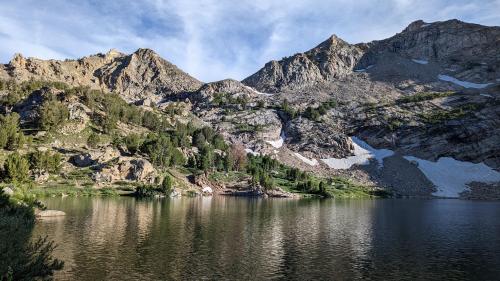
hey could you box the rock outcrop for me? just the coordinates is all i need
[93,157,156,184]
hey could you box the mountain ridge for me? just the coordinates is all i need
[0,18,499,199]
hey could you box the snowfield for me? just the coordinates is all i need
[354,65,374,72]
[404,156,500,198]
[321,137,394,169]
[243,85,273,97]
[294,153,318,166]
[412,59,428,65]
[438,74,492,89]
[266,131,285,148]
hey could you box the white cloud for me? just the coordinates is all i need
[0,0,498,82]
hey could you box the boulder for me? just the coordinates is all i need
[2,187,14,196]
[94,157,156,183]
[70,153,94,167]
[202,186,213,195]
[169,188,182,197]
[91,146,121,163]
[36,210,66,217]
[33,171,50,183]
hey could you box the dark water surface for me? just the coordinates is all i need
[33,197,500,280]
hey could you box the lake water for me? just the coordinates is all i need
[33,197,500,280]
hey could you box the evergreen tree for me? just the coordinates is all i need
[160,174,173,194]
[4,152,30,182]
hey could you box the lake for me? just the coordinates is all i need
[33,197,500,280]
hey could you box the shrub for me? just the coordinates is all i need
[123,134,143,154]
[160,174,173,194]
[0,189,64,280]
[38,100,69,131]
[0,113,25,150]
[87,132,101,148]
[28,151,63,173]
[397,92,454,104]
[4,152,30,182]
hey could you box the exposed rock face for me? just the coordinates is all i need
[358,19,500,85]
[285,118,353,158]
[94,157,156,183]
[243,35,364,93]
[197,79,256,98]
[2,48,202,103]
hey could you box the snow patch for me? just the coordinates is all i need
[438,74,492,89]
[245,148,260,156]
[421,23,431,27]
[243,85,273,97]
[412,59,428,65]
[266,130,285,148]
[354,65,374,72]
[403,156,500,198]
[202,186,213,194]
[294,153,318,166]
[321,137,394,169]
[480,93,493,98]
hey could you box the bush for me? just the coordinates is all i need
[281,99,297,118]
[39,100,69,131]
[28,151,62,173]
[0,189,64,280]
[3,152,30,183]
[0,113,25,150]
[397,92,454,104]
[141,133,174,168]
[87,132,101,148]
[302,99,337,121]
[123,134,143,154]
[160,174,173,194]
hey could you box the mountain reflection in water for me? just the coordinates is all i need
[34,197,500,281]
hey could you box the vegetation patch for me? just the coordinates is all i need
[396,91,454,104]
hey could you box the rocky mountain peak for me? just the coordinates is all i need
[1,48,203,103]
[402,19,428,32]
[242,34,363,93]
[9,53,27,67]
[105,48,124,59]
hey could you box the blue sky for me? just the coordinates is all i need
[0,0,499,82]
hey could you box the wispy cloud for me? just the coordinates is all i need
[0,0,498,82]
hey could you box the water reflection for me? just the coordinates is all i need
[34,197,500,281]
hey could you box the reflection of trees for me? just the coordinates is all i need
[0,191,63,280]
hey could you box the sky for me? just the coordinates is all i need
[0,0,499,82]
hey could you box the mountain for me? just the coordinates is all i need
[243,35,364,93]
[243,19,500,93]
[0,48,202,103]
[0,19,499,200]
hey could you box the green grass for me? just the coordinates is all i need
[208,171,248,183]
[3,183,118,198]
[207,160,383,199]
